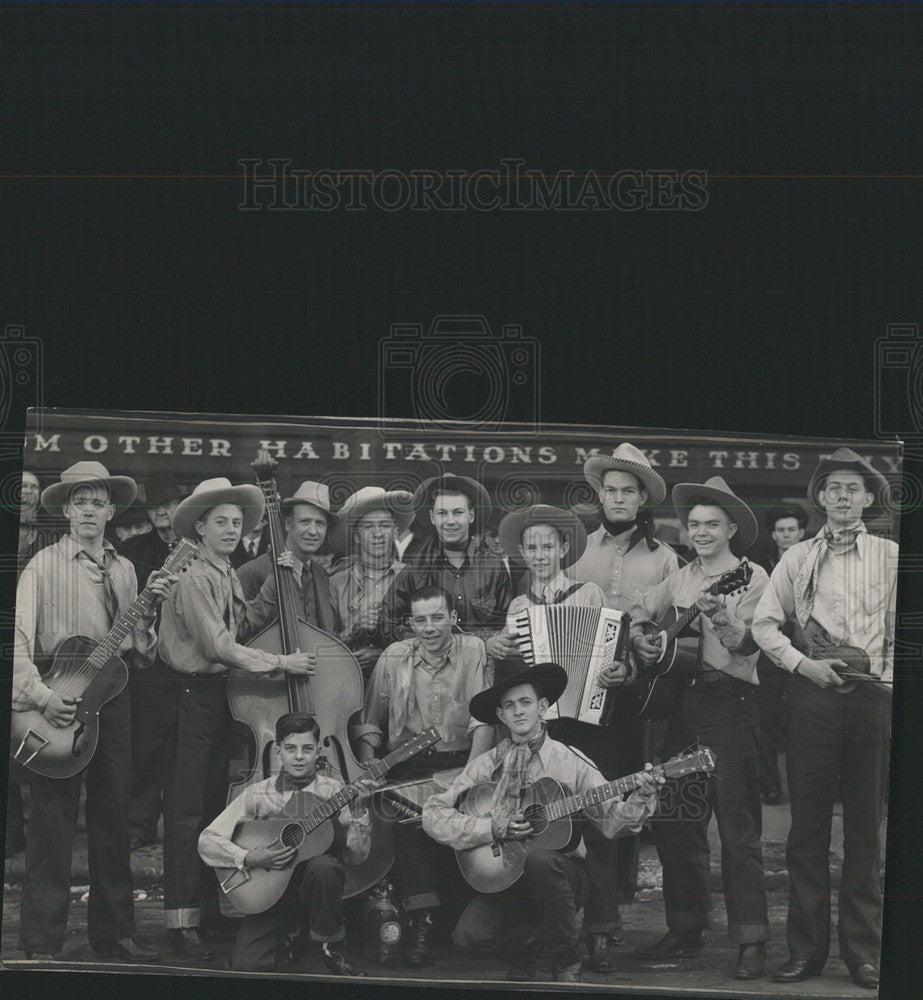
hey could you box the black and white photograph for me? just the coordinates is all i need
[2,5,922,1000]
[0,408,904,998]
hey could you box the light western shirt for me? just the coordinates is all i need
[629,558,769,685]
[329,554,404,641]
[422,736,656,858]
[506,570,605,624]
[158,544,281,676]
[363,632,488,752]
[572,525,680,612]
[198,771,371,871]
[13,534,156,712]
[752,530,898,681]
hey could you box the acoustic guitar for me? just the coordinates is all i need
[10,539,198,779]
[455,747,716,894]
[216,726,441,914]
[628,561,753,718]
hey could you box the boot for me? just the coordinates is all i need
[322,941,365,976]
[586,932,615,973]
[404,909,435,966]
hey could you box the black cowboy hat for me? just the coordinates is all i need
[469,655,568,725]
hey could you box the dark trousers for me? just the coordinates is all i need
[162,672,230,929]
[18,689,134,954]
[454,849,588,967]
[546,717,633,934]
[231,854,346,972]
[756,654,787,797]
[654,675,769,944]
[784,676,890,971]
[389,750,469,913]
[129,658,178,843]
[5,762,28,853]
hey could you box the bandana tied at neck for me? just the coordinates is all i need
[490,728,547,838]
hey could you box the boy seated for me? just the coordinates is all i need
[198,712,376,974]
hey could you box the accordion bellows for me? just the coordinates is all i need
[509,605,632,725]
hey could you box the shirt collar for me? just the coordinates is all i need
[412,634,456,673]
[198,543,234,574]
[532,569,571,599]
[349,553,403,580]
[61,533,116,561]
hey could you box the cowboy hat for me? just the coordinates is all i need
[41,461,137,513]
[583,443,667,506]
[806,447,891,517]
[497,504,588,568]
[280,481,338,526]
[329,486,415,552]
[671,475,759,551]
[411,474,492,529]
[171,477,265,541]
[469,656,568,725]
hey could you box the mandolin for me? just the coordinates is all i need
[455,748,716,894]
[11,539,199,779]
[215,727,441,914]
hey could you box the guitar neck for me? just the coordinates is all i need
[546,770,649,822]
[663,604,701,644]
[89,582,159,666]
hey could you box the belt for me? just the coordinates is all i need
[173,669,228,680]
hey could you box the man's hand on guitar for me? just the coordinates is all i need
[245,837,297,870]
[146,569,179,607]
[281,649,316,676]
[796,656,847,690]
[493,811,533,841]
[42,692,80,728]
[632,634,663,667]
[353,774,384,806]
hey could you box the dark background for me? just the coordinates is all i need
[1,3,921,1000]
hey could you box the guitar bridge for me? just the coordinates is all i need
[219,867,251,893]
[12,729,48,766]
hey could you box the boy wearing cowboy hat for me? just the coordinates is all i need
[378,475,516,660]
[236,481,341,638]
[631,476,771,980]
[158,477,315,959]
[13,461,177,962]
[570,443,681,959]
[499,504,632,972]
[328,486,414,675]
[422,655,662,983]
[752,450,896,991]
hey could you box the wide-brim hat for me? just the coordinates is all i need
[807,447,891,518]
[112,499,151,528]
[469,656,568,725]
[172,477,265,541]
[671,475,759,551]
[583,442,667,506]
[281,480,338,526]
[41,461,137,513]
[142,472,183,509]
[329,486,415,552]
[412,474,492,530]
[497,504,587,568]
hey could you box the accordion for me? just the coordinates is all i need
[509,604,632,725]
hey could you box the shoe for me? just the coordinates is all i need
[851,963,879,990]
[200,914,241,942]
[554,959,582,983]
[587,932,615,973]
[92,936,161,962]
[321,941,364,976]
[772,956,824,983]
[635,929,705,960]
[404,909,434,966]
[507,934,541,982]
[24,951,61,961]
[734,942,766,980]
[166,928,215,960]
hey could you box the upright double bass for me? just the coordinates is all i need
[226,451,394,897]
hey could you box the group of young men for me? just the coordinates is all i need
[10,441,896,989]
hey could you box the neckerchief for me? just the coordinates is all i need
[276,769,318,792]
[793,521,866,628]
[490,728,547,838]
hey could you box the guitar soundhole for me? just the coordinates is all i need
[281,823,305,850]
[523,803,547,836]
